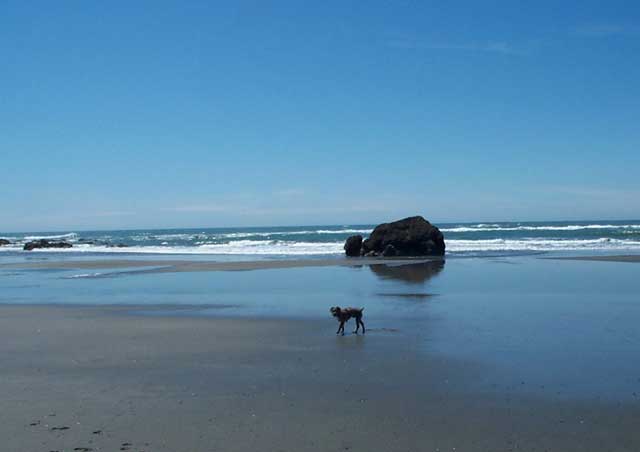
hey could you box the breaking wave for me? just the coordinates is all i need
[2,222,640,256]
[446,238,640,252]
[2,238,640,255]
[23,232,79,241]
[441,224,640,233]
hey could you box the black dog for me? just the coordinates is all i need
[330,306,365,335]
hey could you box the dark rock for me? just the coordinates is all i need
[23,240,73,251]
[0,239,10,246]
[344,235,363,257]
[381,244,398,257]
[361,216,445,257]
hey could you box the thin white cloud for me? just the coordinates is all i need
[388,38,523,55]
[572,24,639,38]
[160,205,238,213]
[273,188,305,197]
[160,204,391,216]
[541,185,640,200]
[90,211,136,217]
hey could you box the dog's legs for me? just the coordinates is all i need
[337,321,345,335]
[359,318,365,334]
[353,320,359,334]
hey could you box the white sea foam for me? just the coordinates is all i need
[3,241,344,255]
[197,240,344,255]
[446,238,640,252]
[313,229,373,234]
[151,233,206,241]
[3,237,640,255]
[440,224,640,233]
[63,272,104,279]
[216,229,372,239]
[0,244,22,251]
[23,232,78,240]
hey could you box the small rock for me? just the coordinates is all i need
[344,235,363,257]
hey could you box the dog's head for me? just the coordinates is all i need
[329,306,341,318]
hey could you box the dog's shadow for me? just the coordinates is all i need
[333,327,399,342]
[334,333,366,348]
[363,327,399,333]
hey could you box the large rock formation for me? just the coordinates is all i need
[0,239,10,246]
[23,239,73,251]
[344,216,445,257]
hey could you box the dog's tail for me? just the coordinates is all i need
[360,307,364,311]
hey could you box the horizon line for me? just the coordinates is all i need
[2,218,640,235]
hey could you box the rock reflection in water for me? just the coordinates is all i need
[369,260,445,284]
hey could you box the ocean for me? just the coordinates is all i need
[2,220,640,258]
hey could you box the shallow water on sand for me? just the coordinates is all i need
[1,256,639,401]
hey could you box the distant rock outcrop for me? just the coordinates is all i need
[344,216,445,257]
[0,239,10,246]
[77,238,128,248]
[23,239,73,251]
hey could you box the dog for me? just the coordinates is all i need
[330,306,365,335]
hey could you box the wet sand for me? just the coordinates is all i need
[2,254,639,279]
[2,305,639,452]
[0,257,439,274]
[546,255,640,263]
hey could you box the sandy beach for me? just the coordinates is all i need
[2,255,640,451]
[1,302,639,452]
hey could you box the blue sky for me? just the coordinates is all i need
[2,1,639,231]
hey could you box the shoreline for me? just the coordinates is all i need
[0,256,443,273]
[1,253,639,276]
[544,254,640,263]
